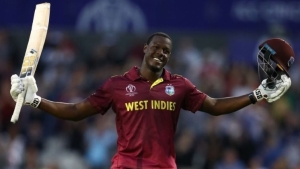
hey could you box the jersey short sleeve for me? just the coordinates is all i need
[181,78,207,113]
[86,78,113,115]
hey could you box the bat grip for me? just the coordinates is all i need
[11,93,25,123]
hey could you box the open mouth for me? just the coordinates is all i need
[153,58,163,64]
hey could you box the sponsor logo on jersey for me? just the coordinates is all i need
[126,84,138,96]
[165,84,175,96]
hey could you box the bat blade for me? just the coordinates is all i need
[11,3,50,123]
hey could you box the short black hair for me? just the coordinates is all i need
[146,32,172,45]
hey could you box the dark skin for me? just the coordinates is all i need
[38,35,252,121]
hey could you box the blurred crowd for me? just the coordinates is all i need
[0,28,300,169]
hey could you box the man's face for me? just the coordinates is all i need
[143,35,172,72]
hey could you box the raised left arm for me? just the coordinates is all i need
[200,95,251,116]
[200,74,291,116]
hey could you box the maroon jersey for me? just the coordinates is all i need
[87,66,207,169]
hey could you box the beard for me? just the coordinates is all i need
[146,61,163,72]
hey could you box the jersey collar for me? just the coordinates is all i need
[126,66,171,81]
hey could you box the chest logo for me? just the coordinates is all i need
[165,84,175,96]
[126,84,138,96]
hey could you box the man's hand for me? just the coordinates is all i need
[266,75,291,102]
[253,74,291,103]
[10,74,24,102]
[10,74,41,108]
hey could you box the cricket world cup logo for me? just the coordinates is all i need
[126,84,138,96]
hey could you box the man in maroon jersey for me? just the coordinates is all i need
[10,32,292,168]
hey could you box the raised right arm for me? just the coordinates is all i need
[38,98,98,121]
[10,74,101,122]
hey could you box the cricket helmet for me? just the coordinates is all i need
[257,38,295,88]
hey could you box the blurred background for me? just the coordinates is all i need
[1,0,300,169]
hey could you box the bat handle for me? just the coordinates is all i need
[11,93,25,123]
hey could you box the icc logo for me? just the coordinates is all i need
[126,84,138,96]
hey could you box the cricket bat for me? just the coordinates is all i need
[11,2,50,123]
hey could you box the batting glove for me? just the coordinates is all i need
[10,74,24,102]
[251,74,291,103]
[265,74,291,103]
[10,74,41,108]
